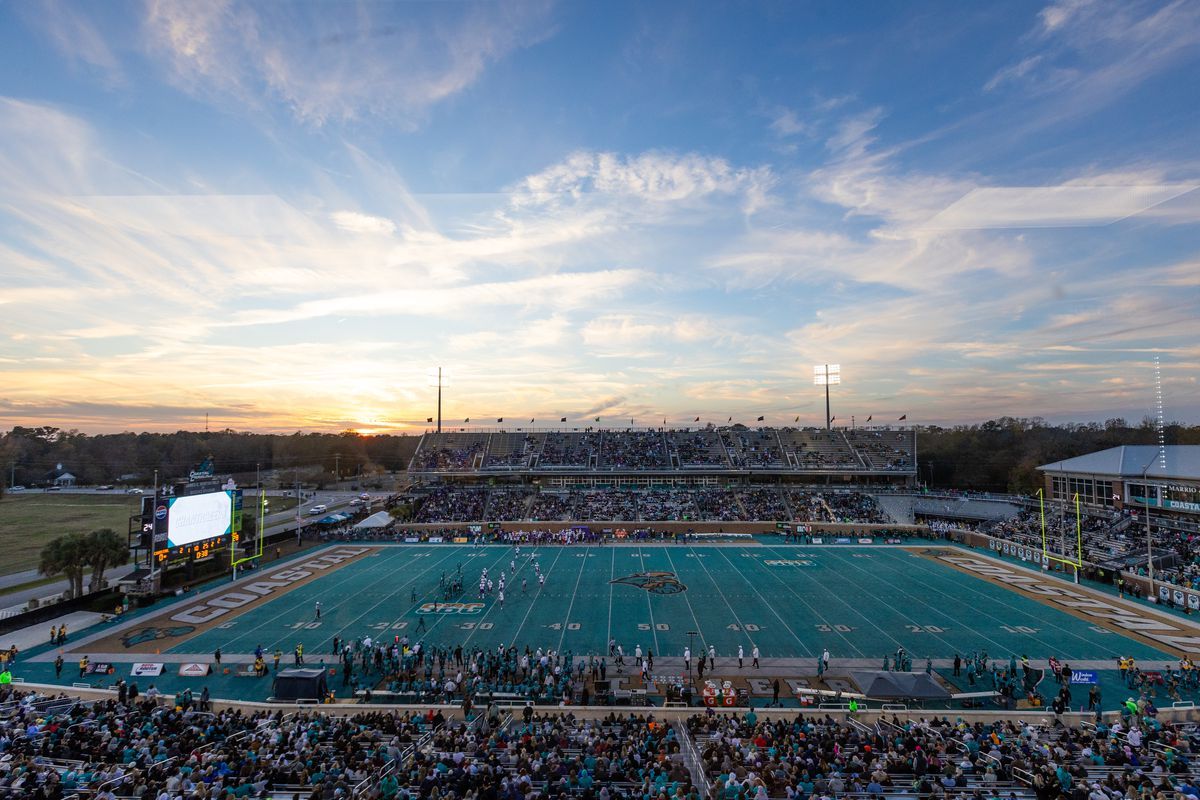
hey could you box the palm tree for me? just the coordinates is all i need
[39,533,88,599]
[85,528,129,593]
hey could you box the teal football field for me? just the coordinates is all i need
[167,543,1168,663]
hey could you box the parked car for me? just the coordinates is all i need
[45,486,62,491]
[307,504,328,515]
[127,488,144,494]
[8,485,25,492]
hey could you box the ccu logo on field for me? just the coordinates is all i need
[417,602,483,615]
[610,571,687,595]
[121,625,196,648]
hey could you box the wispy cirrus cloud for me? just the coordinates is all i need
[141,0,557,126]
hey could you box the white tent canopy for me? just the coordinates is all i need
[352,510,393,530]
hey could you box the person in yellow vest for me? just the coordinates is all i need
[78,655,89,678]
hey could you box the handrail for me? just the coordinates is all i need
[675,721,711,800]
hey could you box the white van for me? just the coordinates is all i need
[307,504,328,515]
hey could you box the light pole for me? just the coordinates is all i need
[1141,453,1159,598]
[813,365,841,430]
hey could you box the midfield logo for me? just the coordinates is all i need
[610,571,687,595]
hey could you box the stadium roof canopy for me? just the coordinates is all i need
[1039,445,1200,482]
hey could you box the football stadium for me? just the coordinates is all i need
[3,1,1200,799]
[4,430,1200,798]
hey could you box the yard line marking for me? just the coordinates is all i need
[606,547,615,652]
[871,547,1128,657]
[255,548,458,655]
[808,547,984,656]
[506,545,570,649]
[757,544,909,656]
[442,546,531,648]
[661,548,712,656]
[342,548,469,644]
[712,547,814,657]
[557,544,591,652]
[743,547,864,657]
[214,547,413,653]
[684,544,760,656]
[637,547,661,654]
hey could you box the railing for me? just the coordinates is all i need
[675,722,711,800]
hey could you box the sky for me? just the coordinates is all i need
[0,0,1198,434]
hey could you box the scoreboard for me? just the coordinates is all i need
[142,488,242,563]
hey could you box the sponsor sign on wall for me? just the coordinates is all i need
[178,663,210,677]
[131,663,164,677]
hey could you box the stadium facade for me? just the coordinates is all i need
[407,426,917,487]
[1038,445,1200,519]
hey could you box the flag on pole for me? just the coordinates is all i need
[898,414,907,421]
[630,419,635,425]
[831,416,836,422]
[595,417,600,422]
[530,418,534,423]
[497,417,503,422]
[560,417,567,422]
[866,415,872,422]
[694,417,700,422]
[757,416,764,421]
[465,418,470,422]
[663,418,666,425]
[728,416,732,422]
[794,416,799,422]
[426,417,433,423]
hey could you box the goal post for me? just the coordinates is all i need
[1040,489,1083,570]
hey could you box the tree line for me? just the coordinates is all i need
[0,427,421,490]
[2,418,1198,496]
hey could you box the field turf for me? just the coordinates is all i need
[173,544,1168,664]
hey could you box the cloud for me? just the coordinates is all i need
[513,150,775,214]
[141,0,557,126]
[983,55,1044,92]
[984,0,1200,122]
[223,269,651,328]
[769,109,809,137]
[19,0,124,87]
[1038,0,1096,33]
[330,211,396,235]
[924,184,1198,229]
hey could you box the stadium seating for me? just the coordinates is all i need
[409,427,918,476]
[2,682,1194,800]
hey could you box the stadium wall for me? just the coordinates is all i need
[378,521,930,536]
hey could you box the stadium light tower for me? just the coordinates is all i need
[813,364,841,430]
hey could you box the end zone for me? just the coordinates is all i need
[58,545,375,656]
[914,547,1200,657]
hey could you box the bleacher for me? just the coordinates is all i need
[845,428,916,471]
[668,429,730,468]
[776,427,854,470]
[482,432,534,470]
